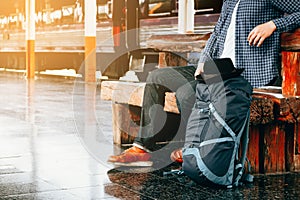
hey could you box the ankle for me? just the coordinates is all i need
[133,143,151,153]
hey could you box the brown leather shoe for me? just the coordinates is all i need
[170,148,183,163]
[108,146,152,167]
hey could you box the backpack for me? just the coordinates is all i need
[182,58,253,188]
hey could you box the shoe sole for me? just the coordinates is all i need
[108,161,153,167]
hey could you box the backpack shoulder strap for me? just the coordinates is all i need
[209,103,236,140]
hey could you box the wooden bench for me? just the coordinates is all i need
[101,80,300,174]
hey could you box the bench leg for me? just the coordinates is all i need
[285,122,300,171]
[112,103,140,145]
[248,123,287,174]
[262,123,286,173]
[248,126,260,173]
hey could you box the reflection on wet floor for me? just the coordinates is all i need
[0,74,115,199]
[0,73,300,199]
[106,165,300,200]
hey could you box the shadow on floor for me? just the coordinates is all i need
[105,163,300,200]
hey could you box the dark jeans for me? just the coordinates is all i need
[134,65,197,151]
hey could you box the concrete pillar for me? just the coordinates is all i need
[178,0,194,33]
[25,0,35,79]
[84,0,97,82]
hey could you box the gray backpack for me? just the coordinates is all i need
[182,58,253,188]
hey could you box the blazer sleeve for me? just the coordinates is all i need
[271,0,300,32]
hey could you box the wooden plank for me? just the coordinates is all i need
[284,122,300,172]
[282,97,300,123]
[281,29,300,97]
[281,28,300,51]
[112,103,139,144]
[252,91,300,123]
[282,51,300,97]
[294,123,300,170]
[248,125,260,173]
[101,81,145,106]
[146,33,211,53]
[278,123,287,172]
[145,27,299,53]
[101,81,180,113]
[112,103,121,144]
[285,123,296,171]
[262,123,286,173]
[102,81,300,126]
[165,92,179,114]
[250,96,274,125]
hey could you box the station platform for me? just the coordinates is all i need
[0,72,300,199]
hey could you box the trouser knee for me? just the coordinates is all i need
[175,83,196,113]
[146,68,165,83]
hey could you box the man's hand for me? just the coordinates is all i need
[170,148,182,163]
[247,21,277,47]
[194,62,204,78]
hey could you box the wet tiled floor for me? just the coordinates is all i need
[0,73,300,199]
